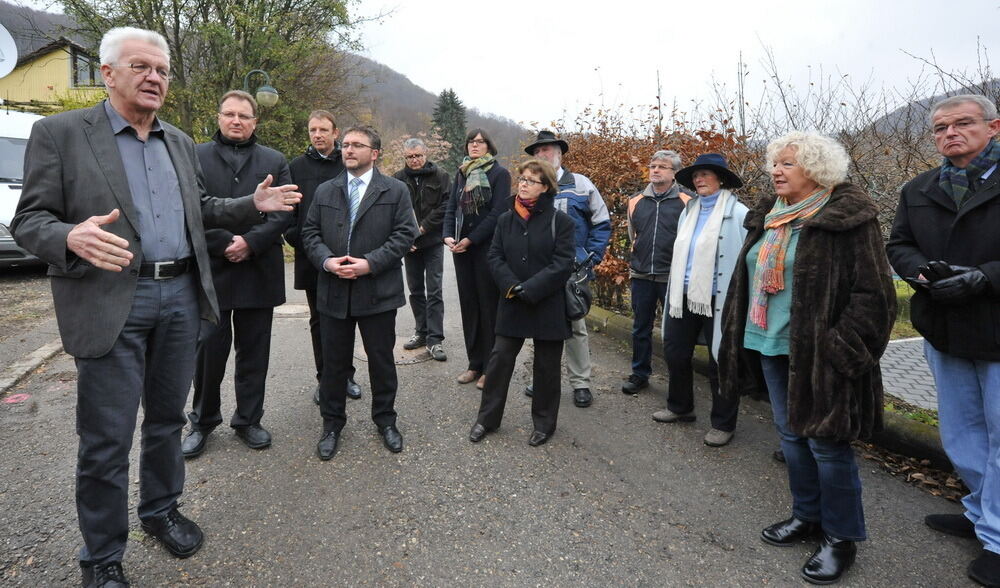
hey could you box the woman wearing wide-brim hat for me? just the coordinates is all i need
[654,153,748,448]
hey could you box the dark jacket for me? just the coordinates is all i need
[392,161,451,249]
[488,196,576,341]
[718,183,896,441]
[887,164,1000,360]
[442,162,511,246]
[627,181,690,278]
[286,145,345,290]
[196,131,291,310]
[300,168,418,319]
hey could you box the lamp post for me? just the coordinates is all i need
[243,69,279,108]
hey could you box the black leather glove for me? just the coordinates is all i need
[929,267,990,303]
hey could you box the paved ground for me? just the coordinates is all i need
[0,258,979,587]
[882,339,937,410]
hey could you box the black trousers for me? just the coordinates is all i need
[319,309,398,434]
[662,297,739,432]
[476,336,564,435]
[190,307,273,430]
[453,243,499,372]
[306,286,357,386]
[404,244,445,345]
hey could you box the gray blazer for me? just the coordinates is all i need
[12,101,263,358]
[301,168,418,319]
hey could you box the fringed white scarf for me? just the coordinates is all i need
[668,190,730,318]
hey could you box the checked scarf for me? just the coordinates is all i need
[940,139,1000,208]
[749,187,831,329]
[458,154,495,215]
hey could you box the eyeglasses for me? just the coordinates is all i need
[219,112,256,122]
[404,154,426,160]
[467,139,487,146]
[932,118,987,136]
[517,176,544,186]
[343,142,374,150]
[114,63,171,81]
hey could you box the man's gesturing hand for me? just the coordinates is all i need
[66,208,133,272]
[253,174,302,212]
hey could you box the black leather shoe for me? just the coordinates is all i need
[234,424,271,449]
[773,449,786,463]
[380,425,403,453]
[140,507,204,559]
[801,533,857,585]
[573,387,592,407]
[81,561,129,587]
[524,385,533,397]
[312,385,320,405]
[761,516,821,546]
[181,429,211,459]
[968,549,1000,587]
[317,431,339,460]
[469,423,489,443]
[528,430,551,447]
[621,374,649,394]
[347,377,362,400]
[925,513,976,538]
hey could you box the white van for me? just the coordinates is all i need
[0,109,44,268]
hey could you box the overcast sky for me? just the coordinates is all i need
[355,0,999,127]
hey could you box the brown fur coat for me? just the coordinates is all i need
[718,183,897,441]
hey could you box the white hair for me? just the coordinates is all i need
[929,94,999,126]
[403,137,427,150]
[766,131,849,188]
[99,27,170,66]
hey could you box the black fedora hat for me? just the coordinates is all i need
[524,130,569,155]
[675,153,744,190]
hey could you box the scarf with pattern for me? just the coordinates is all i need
[459,154,495,215]
[939,139,1000,208]
[514,195,539,220]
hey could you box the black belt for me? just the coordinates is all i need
[138,258,193,279]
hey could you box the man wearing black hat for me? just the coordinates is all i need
[524,130,611,408]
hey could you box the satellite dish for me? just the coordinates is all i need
[0,24,17,80]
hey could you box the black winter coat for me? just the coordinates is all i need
[286,146,345,290]
[488,196,576,341]
[392,162,451,249]
[718,184,896,441]
[196,133,291,310]
[301,168,418,319]
[887,165,1000,360]
[442,163,511,246]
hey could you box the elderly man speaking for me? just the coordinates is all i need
[11,27,300,588]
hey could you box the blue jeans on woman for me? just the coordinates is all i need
[759,354,866,541]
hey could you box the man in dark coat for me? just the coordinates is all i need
[393,137,450,360]
[301,126,418,460]
[182,90,292,458]
[285,110,362,404]
[887,94,1000,587]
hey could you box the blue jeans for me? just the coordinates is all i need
[760,355,866,541]
[924,341,1000,554]
[629,278,668,379]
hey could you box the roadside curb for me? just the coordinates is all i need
[585,305,951,471]
[0,339,63,394]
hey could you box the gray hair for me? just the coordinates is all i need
[766,131,850,188]
[650,149,681,170]
[929,94,999,125]
[403,137,427,151]
[100,27,170,65]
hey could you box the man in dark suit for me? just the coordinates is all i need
[285,110,363,404]
[10,27,300,587]
[181,90,291,458]
[301,125,418,460]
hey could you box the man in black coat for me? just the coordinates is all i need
[887,94,1000,587]
[285,110,362,404]
[301,126,418,460]
[393,137,450,360]
[182,90,291,457]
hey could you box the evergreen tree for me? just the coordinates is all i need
[432,88,468,173]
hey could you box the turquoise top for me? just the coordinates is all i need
[684,191,720,288]
[743,227,801,356]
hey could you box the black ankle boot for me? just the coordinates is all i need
[761,516,820,546]
[801,533,857,585]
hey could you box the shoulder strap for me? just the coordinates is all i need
[551,211,556,240]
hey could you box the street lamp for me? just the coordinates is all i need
[243,69,279,108]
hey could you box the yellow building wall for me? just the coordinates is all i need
[0,47,105,104]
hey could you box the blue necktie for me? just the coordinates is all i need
[348,177,363,245]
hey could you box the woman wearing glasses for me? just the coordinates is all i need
[443,129,511,390]
[469,159,575,446]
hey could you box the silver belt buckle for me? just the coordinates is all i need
[153,261,170,280]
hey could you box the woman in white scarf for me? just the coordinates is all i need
[655,153,748,448]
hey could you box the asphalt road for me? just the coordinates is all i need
[0,256,979,587]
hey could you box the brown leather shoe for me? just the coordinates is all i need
[456,370,479,384]
[476,375,486,390]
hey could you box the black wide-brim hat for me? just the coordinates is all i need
[675,153,744,190]
[524,129,569,155]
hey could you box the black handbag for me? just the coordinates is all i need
[552,215,593,321]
